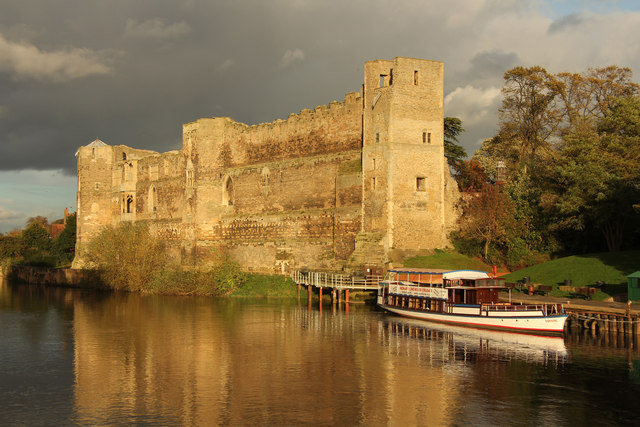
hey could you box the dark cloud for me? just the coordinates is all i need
[0,0,638,180]
[469,50,521,81]
[548,13,588,34]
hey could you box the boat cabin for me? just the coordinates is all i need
[382,268,506,310]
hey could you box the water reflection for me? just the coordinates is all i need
[381,317,568,366]
[2,283,640,425]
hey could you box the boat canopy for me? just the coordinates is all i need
[442,270,490,280]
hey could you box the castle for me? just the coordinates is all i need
[73,57,460,273]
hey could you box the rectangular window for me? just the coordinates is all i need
[375,133,380,143]
[428,132,431,144]
[372,158,376,170]
[422,132,427,143]
[416,177,426,191]
[379,75,385,87]
[372,177,377,189]
[414,70,419,85]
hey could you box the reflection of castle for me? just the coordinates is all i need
[73,57,459,273]
[71,295,462,424]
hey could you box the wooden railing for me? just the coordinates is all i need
[291,270,382,290]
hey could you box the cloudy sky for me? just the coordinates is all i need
[0,0,639,232]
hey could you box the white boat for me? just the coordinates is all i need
[376,268,568,335]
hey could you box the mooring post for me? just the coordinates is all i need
[345,289,349,303]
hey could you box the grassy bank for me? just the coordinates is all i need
[503,250,639,300]
[230,274,299,297]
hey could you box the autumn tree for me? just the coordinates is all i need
[496,66,562,171]
[454,183,518,261]
[454,159,489,192]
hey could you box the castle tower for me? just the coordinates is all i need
[72,139,115,268]
[361,57,453,260]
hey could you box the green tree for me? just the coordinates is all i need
[0,234,24,260]
[53,214,76,266]
[444,117,467,170]
[545,97,640,252]
[22,222,51,252]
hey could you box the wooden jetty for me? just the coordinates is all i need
[291,270,381,304]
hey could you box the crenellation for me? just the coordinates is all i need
[73,57,460,273]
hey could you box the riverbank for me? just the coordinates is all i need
[3,265,299,298]
[4,265,106,289]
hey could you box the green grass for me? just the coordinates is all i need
[503,250,639,286]
[403,249,492,272]
[503,250,640,300]
[230,273,299,297]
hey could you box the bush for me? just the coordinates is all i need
[86,222,247,295]
[86,222,169,291]
[145,264,247,296]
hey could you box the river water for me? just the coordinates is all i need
[1,281,639,426]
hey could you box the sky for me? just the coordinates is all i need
[0,0,639,232]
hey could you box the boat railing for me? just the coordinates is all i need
[483,303,565,316]
[484,304,546,312]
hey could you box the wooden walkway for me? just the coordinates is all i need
[291,270,382,291]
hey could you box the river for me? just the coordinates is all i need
[1,281,639,426]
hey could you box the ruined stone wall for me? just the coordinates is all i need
[182,92,364,272]
[74,57,460,273]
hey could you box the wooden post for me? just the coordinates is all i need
[345,289,349,303]
[319,287,323,311]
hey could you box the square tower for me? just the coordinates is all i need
[362,57,451,255]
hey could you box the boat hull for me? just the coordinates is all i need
[377,303,568,334]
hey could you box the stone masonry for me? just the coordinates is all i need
[73,57,460,273]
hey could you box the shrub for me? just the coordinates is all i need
[85,222,168,291]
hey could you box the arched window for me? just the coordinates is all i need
[126,194,134,213]
[222,176,234,206]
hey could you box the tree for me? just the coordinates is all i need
[0,234,24,260]
[53,214,76,266]
[556,66,639,134]
[454,159,489,192]
[444,117,467,170]
[497,66,562,171]
[455,183,518,261]
[86,222,169,291]
[544,97,640,252]
[22,221,51,252]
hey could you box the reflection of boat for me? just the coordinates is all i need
[377,269,568,335]
[383,316,569,363]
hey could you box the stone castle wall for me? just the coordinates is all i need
[73,57,460,273]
